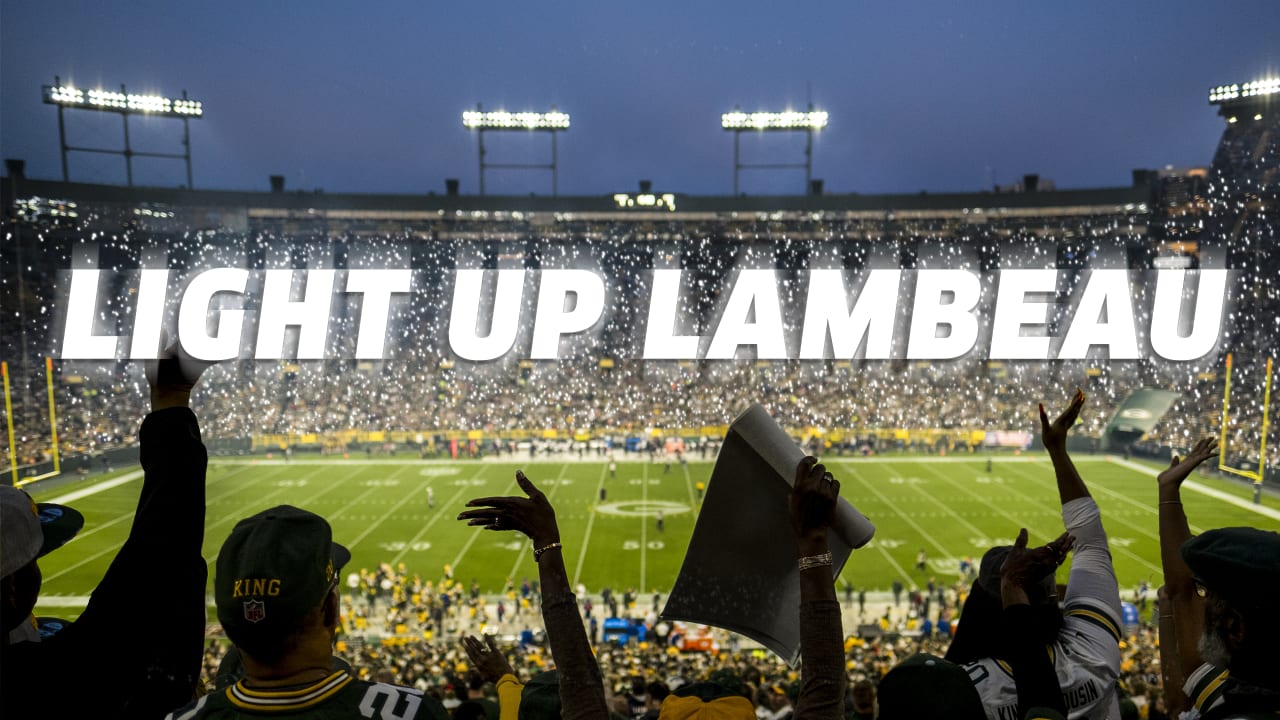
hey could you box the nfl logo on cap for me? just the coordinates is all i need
[243,599,266,623]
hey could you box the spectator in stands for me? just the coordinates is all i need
[848,680,875,719]
[1,349,211,720]
[1152,437,1223,717]
[165,505,449,719]
[1180,527,1280,718]
[457,470,609,719]
[946,390,1124,720]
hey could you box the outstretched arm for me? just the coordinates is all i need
[1041,390,1122,625]
[1039,389,1088,505]
[791,457,846,720]
[1156,437,1217,713]
[458,471,607,720]
[83,346,215,717]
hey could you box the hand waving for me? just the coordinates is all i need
[1157,437,1218,491]
[457,470,561,548]
[462,635,515,684]
[1040,389,1085,450]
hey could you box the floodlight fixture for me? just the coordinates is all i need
[42,83,204,118]
[40,77,202,187]
[722,104,828,194]
[1208,78,1280,105]
[462,103,569,196]
[462,109,570,130]
[721,109,828,131]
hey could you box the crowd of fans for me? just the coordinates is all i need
[7,354,1277,719]
[1,353,1269,479]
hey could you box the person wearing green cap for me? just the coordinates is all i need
[165,505,450,719]
[1,346,212,720]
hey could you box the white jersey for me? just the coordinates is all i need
[963,497,1123,720]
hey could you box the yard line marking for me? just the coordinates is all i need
[340,465,425,550]
[999,462,1166,541]
[45,470,143,504]
[572,464,611,587]
[893,463,991,540]
[506,464,570,582]
[44,464,337,584]
[450,470,521,572]
[59,463,269,549]
[393,466,491,567]
[911,460,1159,576]
[992,463,1163,575]
[1025,460,1206,534]
[1106,457,1280,524]
[840,463,950,557]
[202,464,366,569]
[640,462,648,593]
[680,460,697,507]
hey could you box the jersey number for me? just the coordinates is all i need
[359,684,423,720]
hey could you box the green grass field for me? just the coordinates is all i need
[28,454,1280,620]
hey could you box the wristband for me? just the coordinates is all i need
[798,552,833,572]
[533,542,562,561]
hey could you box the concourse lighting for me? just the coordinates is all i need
[1208,78,1279,105]
[462,110,570,130]
[42,83,204,118]
[721,110,829,130]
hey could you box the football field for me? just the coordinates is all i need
[28,453,1280,620]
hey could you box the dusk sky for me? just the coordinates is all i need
[3,1,1278,197]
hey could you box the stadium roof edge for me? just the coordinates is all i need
[1,176,1153,216]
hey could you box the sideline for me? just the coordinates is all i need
[1106,457,1280,522]
[45,470,144,505]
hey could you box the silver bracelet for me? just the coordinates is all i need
[798,552,833,572]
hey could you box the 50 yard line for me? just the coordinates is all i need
[640,461,648,593]
[572,463,611,587]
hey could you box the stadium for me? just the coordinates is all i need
[2,9,1279,717]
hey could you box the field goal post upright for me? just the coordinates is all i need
[2,357,62,487]
[1219,352,1273,485]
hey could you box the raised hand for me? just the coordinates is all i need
[790,456,840,542]
[145,332,219,410]
[462,635,515,684]
[1157,437,1218,491]
[457,470,561,548]
[1000,528,1075,589]
[1039,388,1085,450]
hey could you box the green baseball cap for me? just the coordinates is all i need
[215,505,350,638]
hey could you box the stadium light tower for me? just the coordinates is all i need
[1208,77,1279,122]
[462,104,570,196]
[722,105,828,195]
[41,77,204,188]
